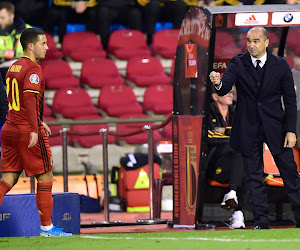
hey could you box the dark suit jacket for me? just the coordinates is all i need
[216,50,297,156]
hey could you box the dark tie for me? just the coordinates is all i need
[256,59,263,82]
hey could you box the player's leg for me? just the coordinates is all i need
[0,172,21,205]
[35,171,54,229]
[0,128,23,205]
[22,131,71,236]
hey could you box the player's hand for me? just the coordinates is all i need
[28,132,38,148]
[284,132,297,148]
[209,71,221,85]
[43,122,51,137]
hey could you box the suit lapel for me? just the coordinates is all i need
[259,52,274,97]
[243,53,259,82]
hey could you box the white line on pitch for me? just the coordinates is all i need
[80,236,300,242]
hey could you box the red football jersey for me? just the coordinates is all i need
[5,56,45,133]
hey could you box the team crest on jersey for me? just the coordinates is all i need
[29,74,40,84]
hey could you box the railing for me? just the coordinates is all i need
[31,114,173,225]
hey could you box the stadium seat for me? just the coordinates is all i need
[80,58,125,89]
[43,101,52,117]
[107,29,151,60]
[44,33,63,60]
[69,115,115,148]
[143,85,173,115]
[43,116,67,146]
[52,87,99,119]
[116,113,162,144]
[39,59,80,89]
[62,31,106,61]
[286,27,300,56]
[50,146,85,175]
[87,144,125,174]
[152,29,179,59]
[97,85,143,117]
[161,115,172,140]
[126,56,172,87]
[215,31,242,59]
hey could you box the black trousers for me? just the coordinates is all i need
[207,148,246,210]
[141,1,188,44]
[43,6,98,43]
[243,123,300,225]
[97,6,143,50]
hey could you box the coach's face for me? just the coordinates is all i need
[246,28,269,59]
[33,35,48,60]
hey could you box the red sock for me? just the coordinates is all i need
[0,180,12,205]
[36,182,53,226]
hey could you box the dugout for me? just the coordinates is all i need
[172,5,300,227]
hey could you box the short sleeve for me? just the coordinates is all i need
[23,65,43,94]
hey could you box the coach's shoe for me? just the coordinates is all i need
[229,210,245,229]
[220,190,238,210]
[40,226,72,237]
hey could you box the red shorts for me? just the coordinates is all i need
[1,124,53,177]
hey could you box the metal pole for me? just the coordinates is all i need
[101,128,110,223]
[30,176,35,193]
[137,125,168,225]
[61,128,69,192]
[146,125,155,220]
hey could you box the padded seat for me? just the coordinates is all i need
[116,114,162,144]
[107,29,151,60]
[152,29,179,59]
[43,33,63,60]
[215,31,242,59]
[62,31,106,61]
[69,115,115,148]
[143,85,173,114]
[50,145,85,175]
[80,58,125,89]
[97,85,143,117]
[52,87,99,119]
[43,116,67,146]
[40,59,80,89]
[126,56,171,87]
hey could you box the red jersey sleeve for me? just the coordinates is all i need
[23,65,42,94]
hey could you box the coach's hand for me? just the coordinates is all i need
[28,132,38,148]
[284,132,297,148]
[209,71,221,85]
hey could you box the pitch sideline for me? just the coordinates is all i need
[80,235,300,242]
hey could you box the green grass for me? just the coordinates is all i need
[1,229,300,250]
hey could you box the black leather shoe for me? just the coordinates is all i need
[252,225,269,230]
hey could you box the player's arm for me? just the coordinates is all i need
[23,92,38,148]
[24,65,42,148]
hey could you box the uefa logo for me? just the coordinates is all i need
[283,13,293,23]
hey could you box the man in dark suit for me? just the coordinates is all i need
[209,27,300,229]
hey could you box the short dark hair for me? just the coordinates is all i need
[0,2,15,14]
[20,28,45,50]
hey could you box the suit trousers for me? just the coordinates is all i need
[243,123,300,225]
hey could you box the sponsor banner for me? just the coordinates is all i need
[235,13,268,26]
[272,12,300,25]
[173,116,202,227]
[213,59,231,74]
